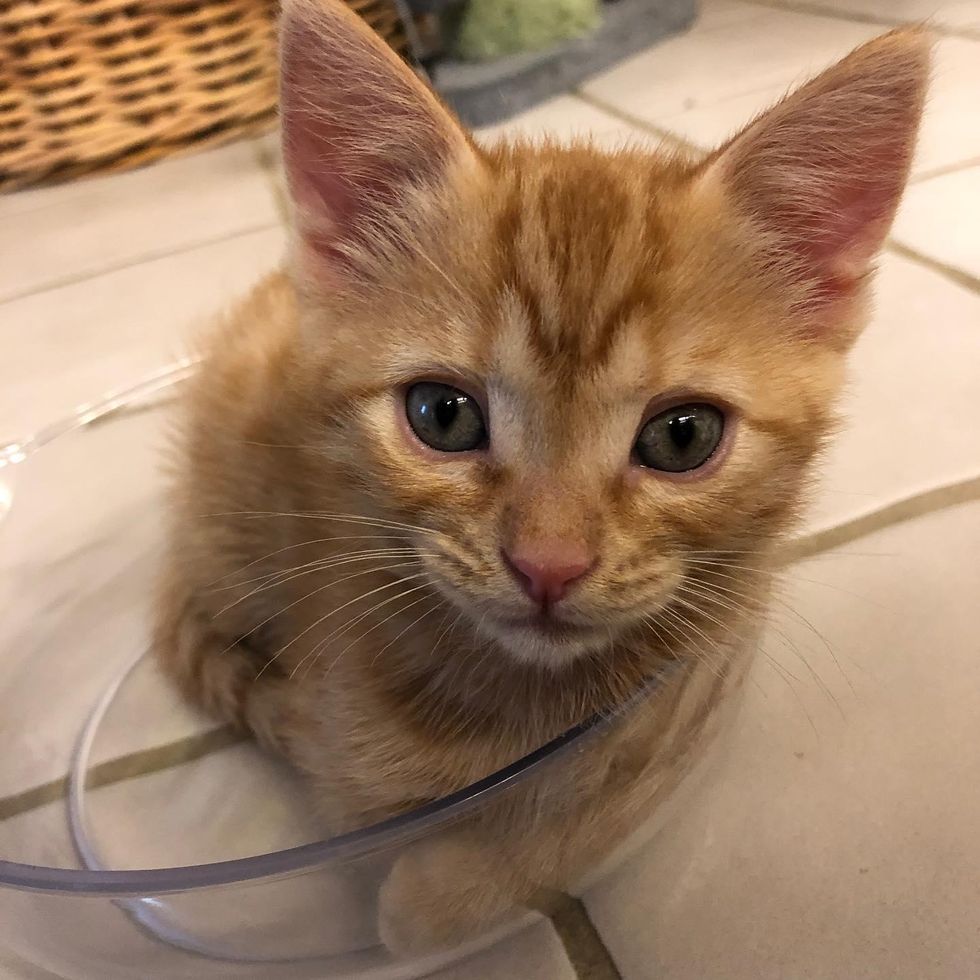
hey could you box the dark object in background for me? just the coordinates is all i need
[422,0,698,128]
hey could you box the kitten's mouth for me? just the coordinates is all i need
[489,610,609,665]
[426,565,607,661]
[504,613,592,639]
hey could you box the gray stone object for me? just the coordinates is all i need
[429,0,698,127]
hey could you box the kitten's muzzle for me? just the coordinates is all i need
[500,543,595,611]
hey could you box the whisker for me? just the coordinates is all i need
[664,597,818,736]
[252,569,432,678]
[293,579,437,681]
[244,559,427,671]
[368,597,447,669]
[644,610,775,706]
[645,609,725,681]
[241,440,332,451]
[208,533,416,587]
[213,548,427,598]
[201,510,441,537]
[684,547,893,561]
[674,582,844,718]
[684,573,857,695]
[669,591,804,687]
[429,609,461,660]
[433,611,464,659]
[683,558,890,609]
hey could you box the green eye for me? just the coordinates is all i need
[634,403,725,473]
[406,382,487,453]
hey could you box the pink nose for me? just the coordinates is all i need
[503,544,594,608]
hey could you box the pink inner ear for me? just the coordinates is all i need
[710,30,929,309]
[279,6,463,278]
[746,112,913,284]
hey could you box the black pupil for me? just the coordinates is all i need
[407,382,486,453]
[633,402,724,473]
[668,413,697,449]
[434,396,459,429]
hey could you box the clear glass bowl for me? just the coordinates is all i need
[0,364,692,978]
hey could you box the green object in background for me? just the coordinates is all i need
[454,0,601,62]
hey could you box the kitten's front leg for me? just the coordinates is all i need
[378,832,532,956]
[153,564,294,756]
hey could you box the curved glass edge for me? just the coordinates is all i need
[0,357,200,473]
[1,668,676,896]
[0,362,683,896]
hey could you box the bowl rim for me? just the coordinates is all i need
[0,362,675,897]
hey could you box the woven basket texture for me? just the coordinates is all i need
[0,0,406,191]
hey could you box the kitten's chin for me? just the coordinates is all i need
[491,619,610,669]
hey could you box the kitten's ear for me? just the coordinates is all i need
[279,0,478,285]
[695,28,931,328]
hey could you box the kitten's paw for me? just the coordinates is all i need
[153,579,294,755]
[377,839,516,957]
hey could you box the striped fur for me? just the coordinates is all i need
[154,0,929,954]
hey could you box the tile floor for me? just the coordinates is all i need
[1,0,979,978]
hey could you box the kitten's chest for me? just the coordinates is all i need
[301,640,754,831]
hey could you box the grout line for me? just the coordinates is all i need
[909,156,980,185]
[2,474,979,974]
[0,777,69,823]
[2,475,979,822]
[739,0,980,40]
[249,130,276,172]
[776,474,980,565]
[0,726,243,822]
[2,474,978,817]
[530,890,623,980]
[0,221,282,308]
[578,93,980,300]
[1,22,976,964]
[886,238,980,296]
[250,132,293,226]
[572,90,704,154]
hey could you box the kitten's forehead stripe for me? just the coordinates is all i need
[488,146,678,374]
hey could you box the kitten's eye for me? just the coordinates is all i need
[634,403,725,473]
[405,382,487,453]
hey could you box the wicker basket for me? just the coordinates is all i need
[0,0,408,192]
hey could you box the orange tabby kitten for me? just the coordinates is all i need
[154,0,929,954]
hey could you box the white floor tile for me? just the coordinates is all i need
[476,94,662,150]
[582,7,878,130]
[893,164,980,279]
[0,226,286,438]
[0,143,280,303]
[585,501,980,979]
[429,921,575,980]
[694,0,773,32]
[584,9,980,181]
[915,37,980,175]
[792,0,980,29]
[806,252,980,530]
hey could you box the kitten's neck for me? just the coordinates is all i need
[369,606,751,753]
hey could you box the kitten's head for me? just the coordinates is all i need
[279,0,928,667]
